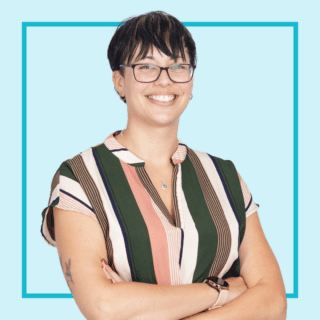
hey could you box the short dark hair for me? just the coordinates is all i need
[107,11,197,103]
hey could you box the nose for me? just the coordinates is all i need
[154,67,173,85]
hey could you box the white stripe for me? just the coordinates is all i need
[45,174,96,246]
[246,200,259,218]
[237,173,259,217]
[49,184,60,205]
[178,188,199,284]
[105,136,145,164]
[194,151,239,278]
[57,193,98,221]
[176,164,185,229]
[110,150,145,164]
[59,175,93,210]
[80,147,132,281]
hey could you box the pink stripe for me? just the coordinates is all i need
[120,160,171,285]
[150,198,182,285]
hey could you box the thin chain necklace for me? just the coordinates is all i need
[120,130,173,190]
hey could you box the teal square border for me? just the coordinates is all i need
[22,21,299,299]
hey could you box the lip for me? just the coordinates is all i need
[146,95,178,106]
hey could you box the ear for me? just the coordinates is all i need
[112,70,125,97]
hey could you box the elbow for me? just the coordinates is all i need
[96,297,129,320]
[272,293,287,320]
[278,294,288,320]
[77,299,113,320]
[95,298,115,320]
[96,298,140,320]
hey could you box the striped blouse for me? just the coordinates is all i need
[41,130,259,285]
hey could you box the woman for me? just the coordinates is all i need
[41,11,287,320]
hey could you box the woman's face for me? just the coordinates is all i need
[113,44,194,128]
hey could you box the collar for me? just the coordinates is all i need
[103,130,188,167]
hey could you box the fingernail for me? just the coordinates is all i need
[101,259,108,266]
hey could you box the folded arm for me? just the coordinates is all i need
[182,212,287,320]
[54,207,220,320]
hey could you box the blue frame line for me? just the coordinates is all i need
[22,22,27,299]
[292,22,299,299]
[22,21,298,299]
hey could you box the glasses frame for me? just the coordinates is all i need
[119,63,196,83]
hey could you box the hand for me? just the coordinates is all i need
[225,276,248,304]
[101,259,124,283]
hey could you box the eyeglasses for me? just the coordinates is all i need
[119,63,196,83]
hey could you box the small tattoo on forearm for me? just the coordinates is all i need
[65,258,74,284]
[59,255,74,292]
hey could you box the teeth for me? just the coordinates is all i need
[147,95,176,102]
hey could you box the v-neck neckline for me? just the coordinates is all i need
[103,130,188,167]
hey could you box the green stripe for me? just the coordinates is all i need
[41,207,47,220]
[93,144,156,284]
[60,161,77,181]
[181,155,218,283]
[213,158,246,246]
[50,197,59,207]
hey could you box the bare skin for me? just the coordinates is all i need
[59,255,74,294]
[102,258,248,306]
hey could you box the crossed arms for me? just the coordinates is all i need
[54,207,287,320]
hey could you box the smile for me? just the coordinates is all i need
[146,95,177,102]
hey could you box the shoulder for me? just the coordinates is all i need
[186,146,242,199]
[186,146,237,171]
[59,142,105,171]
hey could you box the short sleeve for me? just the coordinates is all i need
[41,161,98,247]
[237,172,259,218]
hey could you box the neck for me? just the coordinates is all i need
[116,123,179,168]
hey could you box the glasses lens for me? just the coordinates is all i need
[134,64,193,83]
[169,64,193,82]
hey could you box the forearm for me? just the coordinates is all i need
[182,282,287,320]
[99,281,219,320]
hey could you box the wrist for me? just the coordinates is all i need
[201,283,219,312]
[203,277,229,310]
[225,286,235,304]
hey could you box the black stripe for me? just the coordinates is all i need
[179,229,184,267]
[60,189,95,212]
[245,194,253,212]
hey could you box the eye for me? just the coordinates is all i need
[139,64,155,70]
[171,64,186,69]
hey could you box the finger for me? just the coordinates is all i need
[101,260,114,281]
[101,259,108,267]
[105,265,123,282]
[103,269,115,283]
[102,266,111,278]
[110,271,124,282]
[104,264,123,282]
[101,259,112,275]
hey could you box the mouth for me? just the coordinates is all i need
[145,95,178,106]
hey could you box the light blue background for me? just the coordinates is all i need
[1,0,318,319]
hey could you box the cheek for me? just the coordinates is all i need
[132,83,150,97]
[177,82,193,93]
